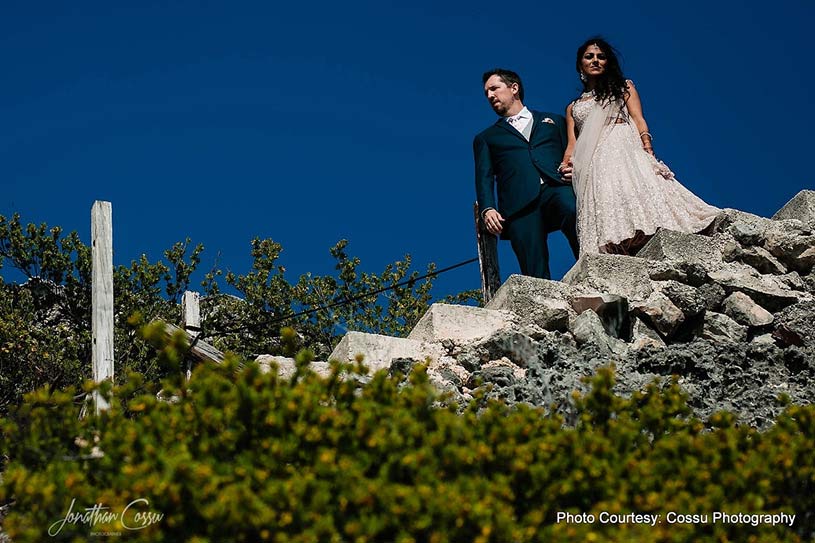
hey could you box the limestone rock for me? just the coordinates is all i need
[485,274,576,330]
[772,189,815,227]
[722,292,774,327]
[763,229,815,274]
[707,264,802,312]
[655,280,706,319]
[570,293,630,339]
[630,317,667,351]
[773,300,815,347]
[329,331,444,372]
[732,245,788,275]
[563,253,653,302]
[637,228,723,272]
[701,312,748,343]
[631,291,685,338]
[407,303,515,344]
[571,309,627,356]
[255,355,331,379]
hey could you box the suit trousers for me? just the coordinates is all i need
[506,183,579,280]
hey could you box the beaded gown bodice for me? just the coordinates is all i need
[571,92,629,134]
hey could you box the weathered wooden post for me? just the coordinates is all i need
[474,203,501,304]
[181,290,201,379]
[91,201,114,413]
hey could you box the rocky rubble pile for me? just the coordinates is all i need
[260,190,815,429]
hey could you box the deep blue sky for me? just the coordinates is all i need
[3,1,813,300]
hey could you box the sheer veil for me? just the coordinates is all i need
[571,96,621,204]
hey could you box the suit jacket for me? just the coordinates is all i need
[473,110,569,220]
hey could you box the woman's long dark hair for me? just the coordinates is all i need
[576,37,628,104]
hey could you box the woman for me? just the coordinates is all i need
[562,37,719,255]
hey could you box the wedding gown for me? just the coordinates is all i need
[570,90,719,255]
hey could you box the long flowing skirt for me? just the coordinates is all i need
[576,123,719,255]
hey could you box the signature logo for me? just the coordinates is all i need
[48,498,164,536]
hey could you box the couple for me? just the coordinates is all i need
[474,37,719,280]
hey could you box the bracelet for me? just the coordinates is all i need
[639,131,653,141]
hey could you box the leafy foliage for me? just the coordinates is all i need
[0,331,812,542]
[0,213,478,414]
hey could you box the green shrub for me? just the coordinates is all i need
[1,329,813,542]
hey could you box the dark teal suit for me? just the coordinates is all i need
[473,110,579,279]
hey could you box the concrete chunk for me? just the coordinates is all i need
[637,228,723,271]
[407,303,515,343]
[485,274,576,330]
[772,190,815,226]
[562,253,653,302]
[329,331,444,372]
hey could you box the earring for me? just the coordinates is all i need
[579,72,587,83]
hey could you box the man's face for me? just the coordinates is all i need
[484,74,519,116]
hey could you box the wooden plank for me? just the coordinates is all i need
[181,291,201,333]
[474,203,501,304]
[181,291,201,379]
[155,321,242,368]
[91,201,114,413]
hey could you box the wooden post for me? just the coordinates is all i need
[474,203,501,304]
[91,201,114,413]
[181,291,201,379]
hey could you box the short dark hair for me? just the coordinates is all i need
[482,68,524,102]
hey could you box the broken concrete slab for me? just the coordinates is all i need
[637,228,723,272]
[407,303,515,344]
[485,274,576,331]
[329,331,444,372]
[562,253,653,302]
[772,189,815,227]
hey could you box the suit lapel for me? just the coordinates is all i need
[494,117,526,141]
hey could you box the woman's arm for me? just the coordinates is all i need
[563,101,577,165]
[624,81,654,156]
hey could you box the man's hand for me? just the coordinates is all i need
[558,159,574,183]
[483,209,505,235]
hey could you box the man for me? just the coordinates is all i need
[474,69,579,279]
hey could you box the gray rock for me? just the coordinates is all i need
[637,228,723,272]
[722,292,774,327]
[485,274,576,330]
[656,280,706,319]
[764,229,815,274]
[630,317,667,351]
[571,309,628,356]
[697,282,728,312]
[709,208,775,239]
[707,265,803,312]
[571,293,630,339]
[735,245,788,275]
[773,300,815,347]
[631,291,685,338]
[751,333,777,346]
[701,312,748,343]
[772,189,815,227]
[563,253,653,302]
[457,329,541,370]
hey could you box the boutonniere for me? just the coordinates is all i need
[542,117,555,124]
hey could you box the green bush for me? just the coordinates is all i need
[1,328,813,542]
[0,213,479,415]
